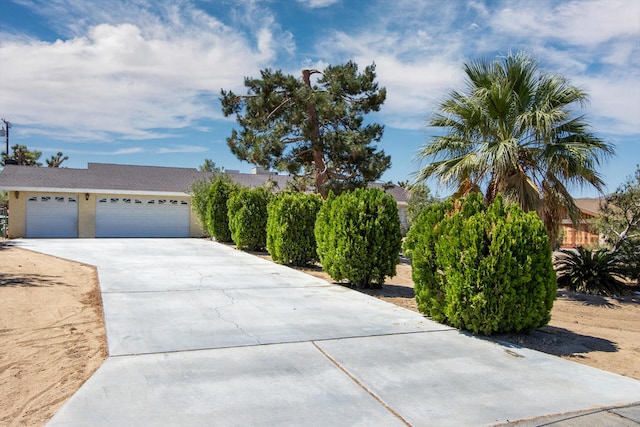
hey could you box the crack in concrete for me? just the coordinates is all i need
[213,289,260,345]
[189,264,206,290]
[187,263,260,345]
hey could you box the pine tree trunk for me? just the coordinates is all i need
[302,69,329,198]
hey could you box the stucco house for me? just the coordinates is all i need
[0,163,408,238]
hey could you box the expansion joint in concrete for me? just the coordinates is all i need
[311,341,412,427]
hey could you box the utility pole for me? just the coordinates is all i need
[1,119,16,165]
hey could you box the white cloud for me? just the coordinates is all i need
[574,74,640,135]
[2,0,638,150]
[492,0,640,48]
[485,0,640,138]
[295,0,340,8]
[108,147,146,155]
[312,24,465,130]
[156,145,208,154]
[0,1,291,142]
[57,147,146,155]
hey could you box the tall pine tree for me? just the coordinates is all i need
[221,61,390,197]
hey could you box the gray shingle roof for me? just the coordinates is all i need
[0,163,207,194]
[0,162,407,201]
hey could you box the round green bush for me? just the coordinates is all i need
[205,176,239,242]
[227,187,271,251]
[267,192,322,266]
[404,193,556,335]
[315,188,402,288]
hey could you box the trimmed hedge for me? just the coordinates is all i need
[205,175,239,242]
[267,192,322,266]
[315,188,402,288]
[404,193,556,335]
[227,187,271,251]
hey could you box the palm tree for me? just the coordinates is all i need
[417,52,613,245]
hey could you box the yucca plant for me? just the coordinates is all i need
[555,247,628,296]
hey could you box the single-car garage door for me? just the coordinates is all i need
[96,196,190,238]
[26,194,79,238]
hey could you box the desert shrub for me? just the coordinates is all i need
[267,192,322,266]
[206,175,240,242]
[556,247,628,296]
[404,193,556,335]
[617,241,640,285]
[190,176,216,236]
[403,200,452,317]
[315,188,402,288]
[227,187,271,251]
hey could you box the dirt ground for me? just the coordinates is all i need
[0,245,108,427]
[0,243,638,426]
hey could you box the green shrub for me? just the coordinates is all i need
[402,200,452,318]
[190,176,216,236]
[404,193,556,335]
[315,188,402,288]
[556,247,628,296]
[206,176,239,242]
[267,192,322,266]
[227,187,271,251]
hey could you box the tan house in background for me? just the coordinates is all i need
[560,198,604,249]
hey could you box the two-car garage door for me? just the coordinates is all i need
[95,196,190,238]
[25,194,190,238]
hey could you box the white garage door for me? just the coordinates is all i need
[96,196,190,238]
[26,194,79,238]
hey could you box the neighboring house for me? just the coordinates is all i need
[0,163,408,238]
[559,198,604,249]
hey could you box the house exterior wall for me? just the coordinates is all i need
[560,223,600,248]
[8,190,26,238]
[7,191,200,238]
[560,212,601,249]
[79,193,96,238]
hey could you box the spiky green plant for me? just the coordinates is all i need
[556,247,628,296]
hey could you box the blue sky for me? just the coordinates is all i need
[0,0,638,197]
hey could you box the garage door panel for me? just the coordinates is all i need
[96,197,189,238]
[26,194,79,238]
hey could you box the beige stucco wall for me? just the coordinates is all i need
[7,190,26,238]
[78,193,96,238]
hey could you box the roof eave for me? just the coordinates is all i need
[1,186,190,197]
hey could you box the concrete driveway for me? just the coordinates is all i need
[14,239,640,426]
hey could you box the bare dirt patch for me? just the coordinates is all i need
[0,244,108,427]
[251,248,640,380]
